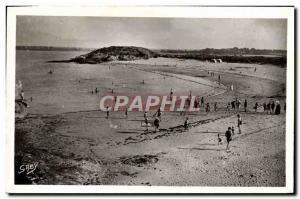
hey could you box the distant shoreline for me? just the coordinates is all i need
[17,45,287,67]
[16,46,95,52]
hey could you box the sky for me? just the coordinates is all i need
[16,16,287,50]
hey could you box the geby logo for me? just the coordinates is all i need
[18,162,38,175]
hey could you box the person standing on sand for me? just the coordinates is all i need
[244,99,247,112]
[125,107,128,119]
[154,116,160,132]
[206,103,210,113]
[275,102,281,115]
[231,126,235,135]
[214,102,218,112]
[225,127,232,151]
[237,100,241,110]
[106,106,110,119]
[237,114,242,134]
[284,102,286,112]
[184,117,189,130]
[170,88,174,100]
[231,101,235,111]
[194,98,199,109]
[201,97,204,107]
[153,108,162,121]
[271,101,275,113]
[263,102,267,113]
[226,102,230,113]
[267,102,271,114]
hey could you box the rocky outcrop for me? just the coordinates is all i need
[71,46,157,64]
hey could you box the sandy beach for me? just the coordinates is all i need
[15,56,286,186]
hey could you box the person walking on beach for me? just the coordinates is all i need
[225,127,232,151]
[237,114,242,134]
[231,101,235,110]
[170,88,174,100]
[263,102,267,113]
[231,126,235,135]
[154,116,160,132]
[194,98,199,109]
[153,108,162,120]
[206,103,210,113]
[125,107,128,119]
[106,106,110,119]
[267,102,271,114]
[214,102,218,112]
[275,101,281,115]
[271,101,275,113]
[184,117,189,130]
[237,100,241,110]
[244,99,247,112]
[201,97,204,107]
[225,102,230,113]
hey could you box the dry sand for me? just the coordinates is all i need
[15,58,286,186]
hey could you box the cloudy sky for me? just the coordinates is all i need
[16,16,287,50]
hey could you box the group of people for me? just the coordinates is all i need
[257,100,283,115]
[208,71,221,84]
[226,98,248,113]
[218,114,243,151]
[142,108,162,132]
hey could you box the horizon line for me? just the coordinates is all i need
[15,45,287,51]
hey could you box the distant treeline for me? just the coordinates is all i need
[158,47,286,56]
[157,53,286,67]
[156,47,286,67]
[16,46,95,52]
